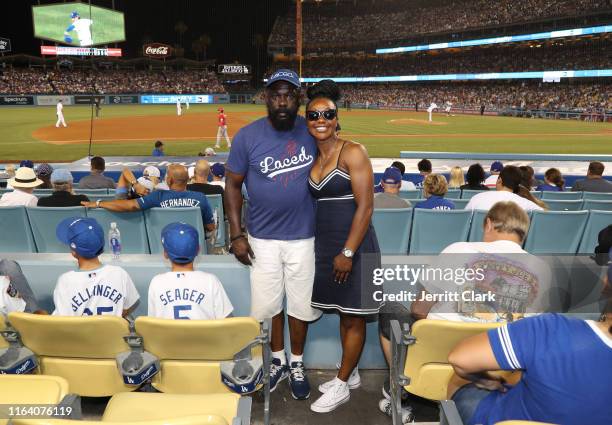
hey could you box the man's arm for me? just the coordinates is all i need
[410,287,436,320]
[225,170,253,265]
[82,198,140,212]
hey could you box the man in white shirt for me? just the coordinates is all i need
[56,100,67,128]
[484,161,503,188]
[0,167,41,207]
[64,11,93,46]
[210,163,226,189]
[148,222,233,319]
[466,165,543,212]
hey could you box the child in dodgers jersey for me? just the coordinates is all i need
[148,222,233,320]
[53,217,139,317]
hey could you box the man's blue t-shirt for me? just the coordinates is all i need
[226,116,316,240]
[471,314,612,425]
[414,195,455,210]
[151,148,164,157]
[137,190,214,225]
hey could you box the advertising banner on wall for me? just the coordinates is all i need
[143,43,172,58]
[0,96,34,105]
[73,95,105,105]
[0,38,11,53]
[36,95,73,106]
[140,94,214,104]
[106,95,139,104]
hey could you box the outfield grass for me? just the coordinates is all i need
[0,104,609,162]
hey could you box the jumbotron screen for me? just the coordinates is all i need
[32,2,125,47]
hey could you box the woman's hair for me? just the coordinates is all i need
[465,163,486,186]
[423,174,448,197]
[519,166,535,191]
[448,166,465,188]
[545,168,564,189]
[502,165,549,209]
[306,79,341,108]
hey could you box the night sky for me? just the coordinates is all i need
[3,0,292,74]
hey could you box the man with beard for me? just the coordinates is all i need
[225,69,321,401]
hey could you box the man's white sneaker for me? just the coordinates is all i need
[310,378,350,413]
[318,364,361,392]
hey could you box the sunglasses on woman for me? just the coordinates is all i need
[306,109,337,121]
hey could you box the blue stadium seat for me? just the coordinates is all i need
[398,190,421,200]
[460,189,483,200]
[75,188,112,197]
[446,189,461,199]
[87,209,150,254]
[523,210,588,254]
[206,194,226,248]
[452,199,470,209]
[409,209,472,254]
[582,192,612,201]
[0,206,36,253]
[372,208,412,254]
[530,191,542,199]
[145,207,207,255]
[543,199,583,211]
[581,200,612,211]
[26,206,87,253]
[541,191,582,200]
[32,189,54,195]
[403,198,425,206]
[577,210,612,254]
[468,210,488,242]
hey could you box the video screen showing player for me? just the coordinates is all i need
[64,11,93,46]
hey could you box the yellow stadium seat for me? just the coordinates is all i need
[11,415,230,425]
[0,375,71,425]
[8,312,135,397]
[495,421,558,425]
[0,314,7,350]
[103,393,249,425]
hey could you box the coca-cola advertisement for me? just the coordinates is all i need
[143,43,172,58]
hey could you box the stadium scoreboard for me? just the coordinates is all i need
[218,64,251,74]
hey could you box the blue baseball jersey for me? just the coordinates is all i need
[226,116,316,240]
[470,314,612,425]
[414,195,455,210]
[137,190,214,225]
[535,184,562,192]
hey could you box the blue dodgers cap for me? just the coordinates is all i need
[266,69,301,88]
[19,160,34,169]
[211,163,225,178]
[70,11,80,18]
[491,161,504,172]
[161,222,199,264]
[56,217,105,259]
[50,168,74,183]
[382,167,402,185]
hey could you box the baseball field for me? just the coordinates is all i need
[0,104,610,162]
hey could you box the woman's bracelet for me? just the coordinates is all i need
[230,234,246,242]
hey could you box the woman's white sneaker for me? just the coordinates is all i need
[318,365,361,392]
[310,378,350,413]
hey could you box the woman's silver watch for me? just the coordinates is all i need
[342,248,354,258]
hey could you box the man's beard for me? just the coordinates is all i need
[268,106,299,131]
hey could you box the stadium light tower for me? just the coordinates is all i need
[296,0,303,78]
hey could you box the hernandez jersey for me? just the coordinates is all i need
[73,19,93,46]
[148,270,233,320]
[53,264,139,316]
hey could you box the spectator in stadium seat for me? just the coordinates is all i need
[81,164,215,233]
[414,158,432,188]
[142,166,163,190]
[151,140,165,157]
[415,174,455,210]
[35,163,54,189]
[19,160,34,169]
[147,222,233,320]
[448,166,465,189]
[484,161,503,188]
[0,259,46,314]
[460,163,489,191]
[572,161,612,193]
[536,168,565,192]
[210,163,226,189]
[115,168,154,200]
[38,169,90,207]
[447,273,611,425]
[187,160,224,198]
[53,217,139,317]
[0,167,41,207]
[78,156,116,190]
[466,166,544,212]
[225,69,321,402]
[374,161,415,193]
[374,167,411,208]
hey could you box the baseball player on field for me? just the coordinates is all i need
[148,222,233,320]
[52,217,140,317]
[176,98,182,116]
[184,96,190,110]
[56,100,67,128]
[214,107,231,149]
[64,11,93,47]
[445,101,453,116]
[427,102,438,122]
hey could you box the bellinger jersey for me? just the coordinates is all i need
[226,115,316,240]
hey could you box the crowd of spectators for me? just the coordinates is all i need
[0,68,227,95]
[269,0,611,47]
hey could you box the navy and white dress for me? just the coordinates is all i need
[308,143,382,315]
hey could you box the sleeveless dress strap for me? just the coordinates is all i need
[336,141,348,168]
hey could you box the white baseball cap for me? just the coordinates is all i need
[136,177,154,191]
[143,166,161,178]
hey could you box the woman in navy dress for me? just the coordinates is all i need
[306,80,381,413]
